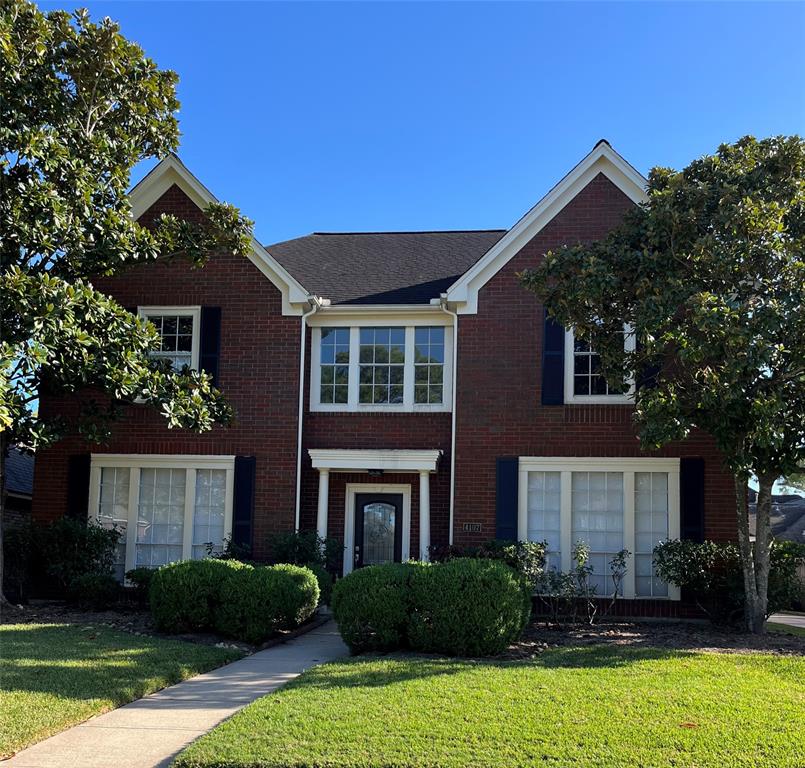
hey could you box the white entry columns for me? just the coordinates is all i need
[309,449,442,567]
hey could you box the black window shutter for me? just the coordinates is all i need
[495,457,519,541]
[66,454,91,521]
[541,309,565,405]
[199,307,222,386]
[232,456,256,551]
[680,457,705,542]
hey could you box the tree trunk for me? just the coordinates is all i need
[735,473,773,634]
[0,432,8,605]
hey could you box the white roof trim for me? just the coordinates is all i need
[128,155,310,316]
[445,142,648,314]
[309,448,442,472]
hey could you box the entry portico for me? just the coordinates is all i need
[308,449,442,574]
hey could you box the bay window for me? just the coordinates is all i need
[88,455,234,577]
[519,458,680,599]
[311,323,452,412]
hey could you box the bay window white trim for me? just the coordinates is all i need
[518,457,681,600]
[137,306,201,371]
[88,454,235,575]
[564,324,636,404]
[310,323,453,412]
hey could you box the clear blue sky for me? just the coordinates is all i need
[42,1,805,245]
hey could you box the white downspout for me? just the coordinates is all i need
[439,294,458,545]
[295,296,321,531]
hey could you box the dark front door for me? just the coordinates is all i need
[354,493,403,569]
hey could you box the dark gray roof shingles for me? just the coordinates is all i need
[6,447,34,497]
[266,230,506,305]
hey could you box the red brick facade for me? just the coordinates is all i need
[32,168,737,615]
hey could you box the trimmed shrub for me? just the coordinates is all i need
[408,558,531,656]
[150,559,251,633]
[267,530,343,574]
[331,563,425,653]
[33,518,120,596]
[306,562,334,606]
[125,567,156,605]
[429,539,546,588]
[67,573,120,610]
[215,564,319,644]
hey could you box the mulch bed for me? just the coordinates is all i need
[1,600,328,654]
[503,618,805,659]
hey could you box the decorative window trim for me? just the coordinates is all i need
[310,324,453,413]
[88,454,235,576]
[564,325,636,404]
[517,457,681,600]
[138,306,201,371]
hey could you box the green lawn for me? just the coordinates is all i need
[767,621,805,637]
[176,647,805,768]
[0,622,242,758]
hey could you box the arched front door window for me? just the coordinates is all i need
[353,494,403,568]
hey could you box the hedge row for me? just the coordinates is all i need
[331,559,531,657]
[150,559,319,644]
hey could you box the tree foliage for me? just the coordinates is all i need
[521,136,805,632]
[0,0,254,448]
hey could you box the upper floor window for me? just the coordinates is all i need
[311,323,452,412]
[138,306,201,371]
[564,325,635,404]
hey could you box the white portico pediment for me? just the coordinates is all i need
[308,448,442,473]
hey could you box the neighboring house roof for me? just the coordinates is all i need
[5,447,34,498]
[749,493,805,544]
[268,230,506,305]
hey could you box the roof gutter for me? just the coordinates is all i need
[439,293,459,545]
[294,295,326,531]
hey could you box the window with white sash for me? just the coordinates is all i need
[519,457,680,599]
[88,455,234,577]
[564,325,635,404]
[138,306,201,371]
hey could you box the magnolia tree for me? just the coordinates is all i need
[0,2,253,598]
[521,136,805,634]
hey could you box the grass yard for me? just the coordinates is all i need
[0,622,242,758]
[767,621,805,638]
[176,646,805,768]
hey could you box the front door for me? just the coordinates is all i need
[353,493,403,569]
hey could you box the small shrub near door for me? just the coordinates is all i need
[331,563,425,653]
[332,560,530,656]
[409,559,531,656]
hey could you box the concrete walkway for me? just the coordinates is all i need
[769,612,805,630]
[5,621,348,768]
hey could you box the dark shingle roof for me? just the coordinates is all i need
[267,230,506,305]
[6,447,34,497]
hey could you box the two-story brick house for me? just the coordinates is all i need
[32,141,736,616]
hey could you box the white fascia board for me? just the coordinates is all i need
[309,448,442,472]
[307,304,450,327]
[128,155,310,316]
[446,143,648,314]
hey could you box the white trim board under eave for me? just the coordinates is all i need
[445,142,648,315]
[128,155,310,316]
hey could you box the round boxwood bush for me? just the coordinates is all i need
[215,564,319,644]
[408,558,531,657]
[149,559,251,633]
[67,572,120,610]
[331,562,427,653]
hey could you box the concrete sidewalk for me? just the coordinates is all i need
[5,621,348,768]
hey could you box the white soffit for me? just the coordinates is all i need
[128,155,310,316]
[445,142,648,314]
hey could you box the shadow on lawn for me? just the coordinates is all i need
[0,624,234,706]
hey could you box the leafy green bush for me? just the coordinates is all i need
[214,564,319,644]
[66,573,120,610]
[267,530,342,573]
[408,558,531,656]
[33,518,121,595]
[2,522,32,603]
[125,567,155,604]
[331,563,425,653]
[653,538,805,625]
[429,539,546,588]
[306,562,334,606]
[149,559,251,633]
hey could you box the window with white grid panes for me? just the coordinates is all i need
[634,472,669,597]
[136,468,186,568]
[414,327,445,404]
[192,469,227,559]
[526,471,561,570]
[319,327,350,404]
[359,327,406,404]
[97,467,129,581]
